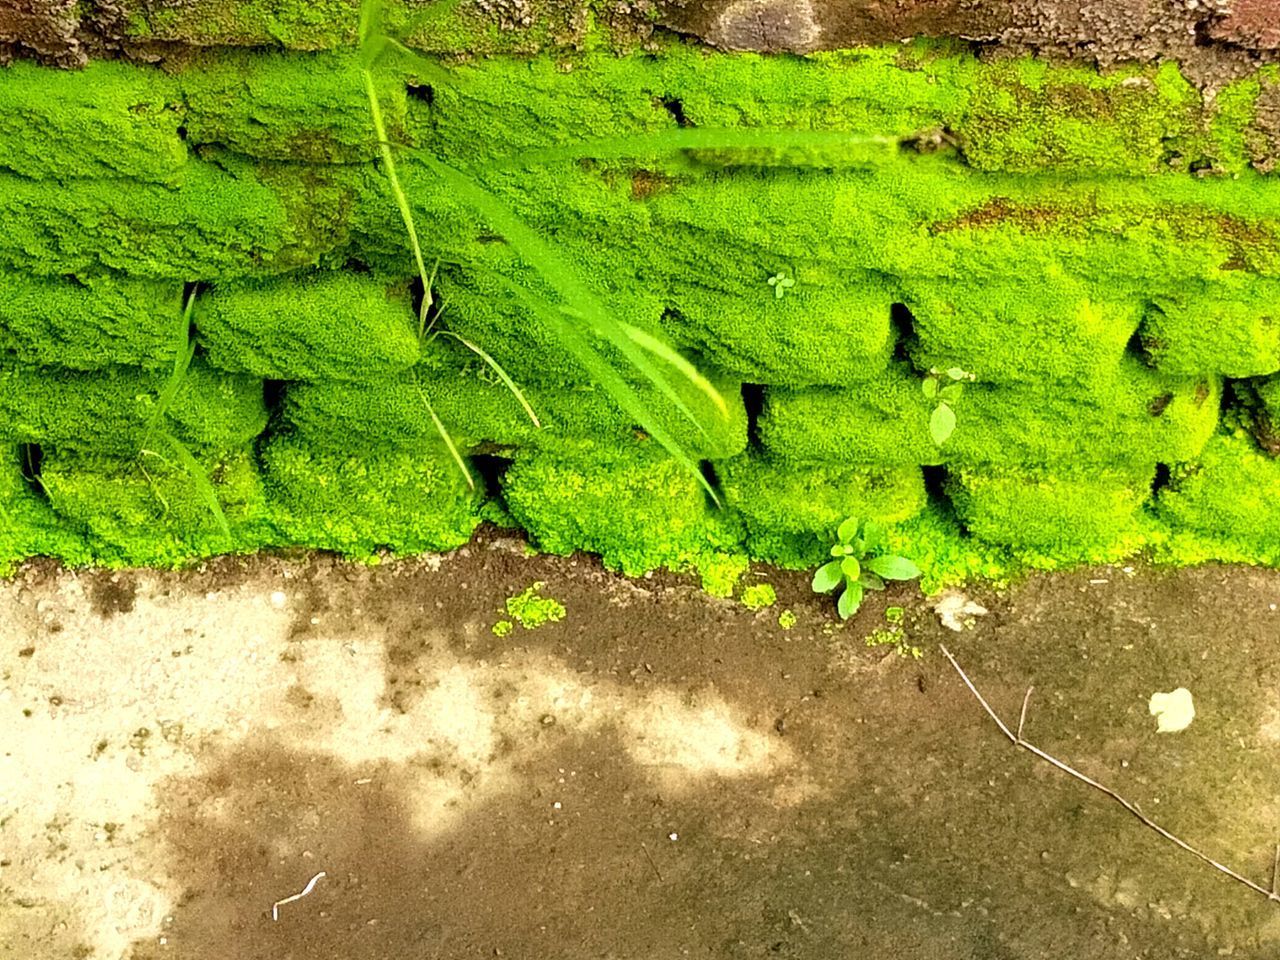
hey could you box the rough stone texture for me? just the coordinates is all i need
[0,0,83,66]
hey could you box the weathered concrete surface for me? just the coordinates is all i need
[4,532,1280,958]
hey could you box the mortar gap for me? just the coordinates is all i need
[262,380,288,422]
[407,83,435,106]
[890,302,918,363]
[18,443,47,502]
[471,452,513,500]
[660,96,693,128]
[922,464,948,501]
[1151,463,1172,498]
[742,384,765,448]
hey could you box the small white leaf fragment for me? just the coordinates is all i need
[932,591,988,632]
[1149,688,1195,733]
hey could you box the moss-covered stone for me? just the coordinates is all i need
[1156,430,1280,557]
[197,270,421,381]
[260,431,481,555]
[0,60,186,184]
[0,445,84,571]
[283,341,746,458]
[0,361,267,455]
[717,453,927,566]
[40,445,271,566]
[0,272,183,372]
[1140,279,1280,378]
[947,463,1155,561]
[759,359,1219,469]
[502,443,720,576]
[903,277,1140,385]
[179,50,406,163]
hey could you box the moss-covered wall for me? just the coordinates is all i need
[4,30,1280,589]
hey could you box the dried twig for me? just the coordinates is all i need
[272,871,328,921]
[939,644,1280,905]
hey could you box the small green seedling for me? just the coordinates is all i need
[767,273,795,299]
[922,367,974,446]
[812,518,921,620]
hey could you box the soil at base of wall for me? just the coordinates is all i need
[3,527,1280,958]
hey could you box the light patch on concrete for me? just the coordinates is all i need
[0,568,788,960]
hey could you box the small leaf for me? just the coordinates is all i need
[946,367,968,381]
[865,555,922,581]
[840,556,861,581]
[921,378,938,399]
[837,581,864,619]
[830,544,844,558]
[861,519,885,551]
[938,382,963,402]
[837,517,860,543]
[812,560,843,594]
[859,571,886,591]
[929,402,957,446]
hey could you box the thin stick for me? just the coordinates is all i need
[641,842,663,883]
[271,871,328,921]
[1017,686,1034,742]
[938,644,1280,906]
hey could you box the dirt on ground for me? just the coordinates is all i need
[3,527,1280,959]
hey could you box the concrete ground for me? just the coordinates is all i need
[3,529,1280,958]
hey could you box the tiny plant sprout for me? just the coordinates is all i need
[922,366,974,446]
[811,517,922,620]
[767,272,795,299]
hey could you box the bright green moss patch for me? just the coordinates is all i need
[0,445,87,571]
[740,583,777,610]
[0,361,267,456]
[663,269,895,386]
[283,341,746,459]
[180,51,406,162]
[947,463,1155,562]
[1140,280,1280,378]
[198,271,421,381]
[0,272,182,372]
[0,60,186,184]
[40,446,269,566]
[504,582,566,629]
[0,160,353,280]
[718,453,927,567]
[904,277,1141,385]
[260,432,481,555]
[502,443,720,576]
[760,360,1219,469]
[1156,430,1280,558]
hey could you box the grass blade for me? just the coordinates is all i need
[156,433,232,542]
[483,128,898,170]
[439,330,541,427]
[422,158,724,496]
[143,286,198,450]
[412,369,476,490]
[614,320,730,420]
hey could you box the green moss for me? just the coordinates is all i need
[740,583,777,610]
[778,609,797,629]
[718,453,927,567]
[197,271,421,380]
[282,340,746,458]
[1155,430,1280,559]
[947,463,1155,562]
[760,359,1219,470]
[40,446,270,566]
[0,160,354,280]
[0,61,186,184]
[180,51,406,163]
[501,442,722,576]
[0,445,87,569]
[1140,279,1280,378]
[0,272,182,372]
[121,0,362,48]
[0,361,266,456]
[260,431,481,555]
[492,619,514,637]
[663,268,895,386]
[956,60,1201,175]
[904,277,1140,385]
[505,581,566,628]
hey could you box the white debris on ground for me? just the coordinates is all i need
[1149,688,1196,733]
[931,591,989,632]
